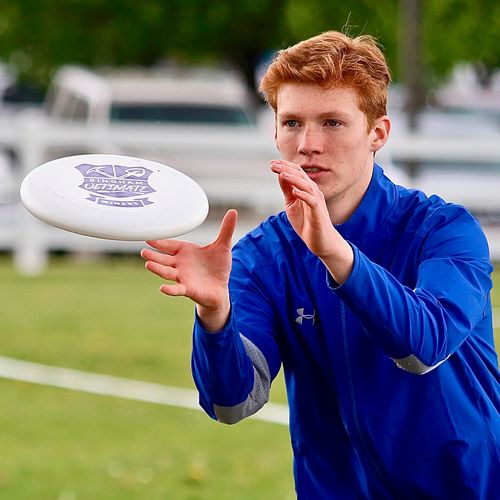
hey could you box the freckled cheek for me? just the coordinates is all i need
[275,134,298,155]
[324,140,349,159]
[332,136,367,157]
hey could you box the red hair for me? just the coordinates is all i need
[259,31,391,128]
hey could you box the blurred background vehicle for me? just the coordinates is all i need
[43,64,280,213]
[46,65,255,126]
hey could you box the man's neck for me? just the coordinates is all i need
[328,167,374,225]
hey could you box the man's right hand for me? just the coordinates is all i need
[141,209,238,332]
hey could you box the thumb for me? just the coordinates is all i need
[214,209,238,248]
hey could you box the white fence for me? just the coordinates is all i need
[0,110,500,275]
[0,110,283,274]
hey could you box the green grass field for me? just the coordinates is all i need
[0,256,498,499]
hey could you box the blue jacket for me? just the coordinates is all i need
[192,165,500,499]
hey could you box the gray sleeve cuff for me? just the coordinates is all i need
[213,334,271,424]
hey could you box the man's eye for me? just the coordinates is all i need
[326,119,340,127]
[285,120,299,127]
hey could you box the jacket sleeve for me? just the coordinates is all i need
[191,253,282,424]
[332,207,493,375]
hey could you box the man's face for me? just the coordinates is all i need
[275,82,389,219]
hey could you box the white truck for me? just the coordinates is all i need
[42,65,281,217]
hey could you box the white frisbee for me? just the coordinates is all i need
[20,154,209,241]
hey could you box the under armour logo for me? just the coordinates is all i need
[295,308,316,325]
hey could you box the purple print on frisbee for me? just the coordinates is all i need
[76,164,156,208]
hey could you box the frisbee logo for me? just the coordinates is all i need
[76,163,156,208]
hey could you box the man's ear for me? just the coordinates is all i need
[370,116,391,153]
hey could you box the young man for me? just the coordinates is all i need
[142,31,500,498]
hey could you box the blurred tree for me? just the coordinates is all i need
[0,0,288,97]
[0,0,499,97]
[0,0,187,82]
[422,0,500,88]
[164,0,289,101]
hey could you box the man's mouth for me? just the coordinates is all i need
[301,165,326,175]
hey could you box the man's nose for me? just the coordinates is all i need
[297,126,324,155]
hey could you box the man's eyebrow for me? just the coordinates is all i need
[277,110,352,120]
[276,112,299,120]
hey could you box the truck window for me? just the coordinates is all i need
[110,103,252,125]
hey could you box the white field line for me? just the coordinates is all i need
[0,309,497,428]
[0,356,289,426]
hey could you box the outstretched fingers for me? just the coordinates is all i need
[159,283,187,297]
[145,238,183,254]
[144,259,179,283]
[141,210,236,306]
[140,248,175,267]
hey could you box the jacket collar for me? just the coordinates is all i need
[335,163,397,246]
